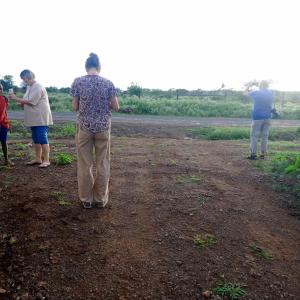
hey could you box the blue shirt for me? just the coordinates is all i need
[249,89,273,120]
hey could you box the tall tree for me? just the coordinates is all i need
[0,75,14,91]
[127,82,142,98]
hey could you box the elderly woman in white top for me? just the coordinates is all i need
[9,70,53,168]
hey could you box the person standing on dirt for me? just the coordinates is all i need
[70,53,119,209]
[0,84,14,166]
[9,70,53,168]
[245,80,273,160]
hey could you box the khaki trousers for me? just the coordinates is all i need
[76,126,110,206]
[249,119,271,155]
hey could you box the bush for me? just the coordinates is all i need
[55,153,74,165]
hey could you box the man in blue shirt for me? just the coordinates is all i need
[245,80,274,160]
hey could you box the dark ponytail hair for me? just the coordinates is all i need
[85,53,101,72]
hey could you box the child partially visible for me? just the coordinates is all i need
[0,84,14,166]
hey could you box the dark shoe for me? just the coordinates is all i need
[247,154,257,160]
[94,202,105,209]
[259,154,265,159]
[82,201,92,209]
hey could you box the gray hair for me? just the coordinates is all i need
[20,69,35,80]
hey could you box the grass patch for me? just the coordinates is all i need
[212,282,246,300]
[149,160,156,166]
[254,149,300,209]
[176,175,202,183]
[53,191,71,206]
[198,195,209,206]
[189,127,249,140]
[55,153,74,165]
[188,126,300,141]
[193,234,217,248]
[9,121,76,139]
[52,143,66,148]
[250,243,273,260]
[170,159,177,166]
[15,143,26,150]
[49,123,76,138]
[0,165,13,171]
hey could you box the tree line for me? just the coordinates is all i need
[1,75,300,104]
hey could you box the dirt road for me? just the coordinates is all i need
[8,111,300,127]
[0,128,300,299]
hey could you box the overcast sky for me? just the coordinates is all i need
[1,0,300,91]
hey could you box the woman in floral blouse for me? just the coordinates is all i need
[70,53,119,209]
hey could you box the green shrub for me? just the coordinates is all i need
[284,155,300,174]
[193,234,217,248]
[212,283,246,300]
[55,153,74,165]
[256,151,300,208]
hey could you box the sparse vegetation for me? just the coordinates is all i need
[212,282,246,300]
[9,121,76,139]
[55,153,74,165]
[193,234,217,248]
[188,126,300,141]
[170,159,177,166]
[15,143,26,150]
[250,243,273,260]
[8,237,17,246]
[53,191,71,206]
[255,150,300,208]
[176,175,202,183]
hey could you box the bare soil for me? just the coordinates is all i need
[0,124,300,300]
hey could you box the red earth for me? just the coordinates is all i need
[0,126,300,300]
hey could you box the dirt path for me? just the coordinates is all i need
[8,111,300,127]
[0,136,300,299]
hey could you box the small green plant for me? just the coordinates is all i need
[148,159,156,166]
[250,243,273,260]
[170,159,177,166]
[193,234,217,248]
[285,155,300,174]
[9,237,17,245]
[176,175,185,183]
[176,175,202,184]
[190,175,202,182]
[15,143,26,150]
[212,282,246,300]
[58,199,71,206]
[0,165,13,171]
[53,191,63,200]
[52,143,66,148]
[53,191,71,206]
[5,176,16,182]
[198,195,208,206]
[55,153,74,165]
